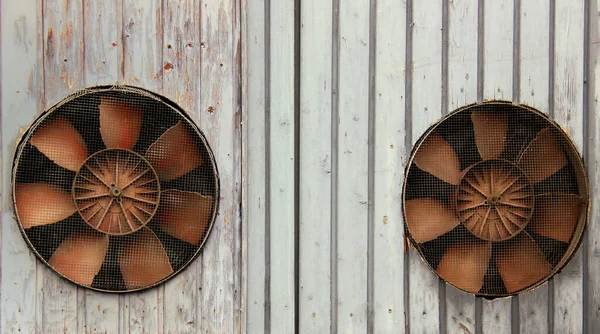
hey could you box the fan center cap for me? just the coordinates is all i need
[72,149,161,235]
[456,159,535,242]
[110,186,123,198]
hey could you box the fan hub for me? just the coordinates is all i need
[72,149,161,235]
[456,159,535,242]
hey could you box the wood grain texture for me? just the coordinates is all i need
[409,0,443,332]
[517,0,550,332]
[244,0,268,332]
[446,1,477,332]
[122,1,163,332]
[199,0,243,332]
[587,1,600,332]
[267,0,296,330]
[372,0,406,332]
[336,0,370,332]
[41,0,84,331]
[553,1,585,332]
[298,0,332,332]
[161,1,201,333]
[0,2,44,333]
[481,0,513,331]
[81,1,122,332]
[483,0,513,101]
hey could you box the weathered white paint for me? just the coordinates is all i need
[299,0,332,332]
[587,1,600,332]
[1,0,597,332]
[518,0,551,332]
[162,1,201,333]
[82,1,122,333]
[41,1,84,332]
[267,0,296,331]
[122,1,164,332]
[372,0,406,332]
[336,0,370,332]
[244,0,268,331]
[409,0,443,332]
[481,0,514,332]
[553,1,586,333]
[446,1,478,333]
[1,0,242,333]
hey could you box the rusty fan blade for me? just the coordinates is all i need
[495,232,552,293]
[517,128,567,184]
[145,122,204,181]
[405,198,460,243]
[156,190,213,245]
[413,132,462,185]
[48,232,109,286]
[99,97,143,150]
[436,239,492,294]
[30,116,88,171]
[471,110,508,160]
[529,194,584,243]
[15,183,77,228]
[119,227,174,289]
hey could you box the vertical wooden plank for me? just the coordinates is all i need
[335,0,370,332]
[161,1,201,333]
[199,0,242,332]
[553,1,585,332]
[244,0,267,331]
[264,0,296,330]
[482,0,513,331]
[448,0,478,110]
[41,1,84,332]
[298,0,332,332]
[483,0,513,101]
[122,1,162,332]
[518,0,551,332]
[81,1,122,332]
[446,0,478,332]
[587,0,600,331]
[409,0,442,332]
[0,2,43,333]
[372,0,406,332]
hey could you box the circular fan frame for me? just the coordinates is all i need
[11,85,220,293]
[402,101,589,298]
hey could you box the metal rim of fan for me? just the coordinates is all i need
[402,101,589,298]
[11,84,220,293]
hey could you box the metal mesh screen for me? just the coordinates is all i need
[12,85,219,292]
[403,101,588,297]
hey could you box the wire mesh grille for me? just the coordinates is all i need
[12,85,220,292]
[403,101,588,297]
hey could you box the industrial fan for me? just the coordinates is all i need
[403,101,588,297]
[12,85,219,292]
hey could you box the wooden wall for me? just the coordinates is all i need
[1,0,599,333]
[1,1,242,333]
[244,0,600,333]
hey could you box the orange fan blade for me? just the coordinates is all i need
[15,183,76,228]
[495,232,552,293]
[156,190,213,245]
[145,122,204,181]
[529,194,584,243]
[517,128,567,184]
[405,198,460,243]
[119,228,174,289]
[30,116,88,171]
[471,110,508,160]
[99,96,143,150]
[413,132,462,185]
[436,239,492,294]
[48,232,109,286]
